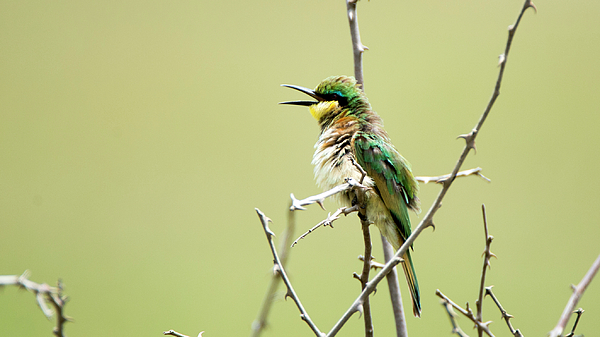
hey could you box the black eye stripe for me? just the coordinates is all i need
[321,93,348,106]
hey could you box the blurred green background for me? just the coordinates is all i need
[1,0,599,336]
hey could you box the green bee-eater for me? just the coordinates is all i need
[281,75,421,317]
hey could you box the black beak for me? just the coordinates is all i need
[279,84,324,106]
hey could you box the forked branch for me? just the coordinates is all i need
[436,290,495,337]
[251,205,298,336]
[441,300,470,337]
[486,287,523,337]
[0,271,70,337]
[548,253,600,337]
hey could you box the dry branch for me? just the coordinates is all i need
[476,205,496,337]
[485,287,523,337]
[548,253,600,337]
[416,167,490,185]
[251,206,297,336]
[441,300,471,337]
[436,290,495,337]
[255,208,324,337]
[0,271,70,337]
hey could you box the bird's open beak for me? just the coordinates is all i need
[279,84,324,106]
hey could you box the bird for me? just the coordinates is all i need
[280,75,421,317]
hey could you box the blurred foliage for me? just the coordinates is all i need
[1,0,599,336]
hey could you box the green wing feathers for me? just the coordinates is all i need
[353,132,421,317]
[353,133,419,239]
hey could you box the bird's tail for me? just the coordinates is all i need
[401,250,421,317]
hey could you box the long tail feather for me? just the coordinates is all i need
[401,250,421,317]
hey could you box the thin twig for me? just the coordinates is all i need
[0,271,70,337]
[476,205,496,337]
[548,253,600,337]
[436,290,495,337]
[328,246,405,336]
[292,205,358,247]
[290,178,366,211]
[255,208,324,337]
[564,308,584,337]
[416,167,490,185]
[346,0,367,88]
[358,217,374,337]
[485,287,523,337]
[251,204,297,336]
[48,280,69,337]
[441,300,470,337]
[348,155,374,335]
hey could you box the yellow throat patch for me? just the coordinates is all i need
[309,101,340,121]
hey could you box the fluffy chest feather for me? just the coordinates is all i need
[311,125,374,205]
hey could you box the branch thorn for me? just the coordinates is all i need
[290,193,307,211]
[356,303,364,318]
[285,289,293,301]
[527,1,537,13]
[316,199,326,210]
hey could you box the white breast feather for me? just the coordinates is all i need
[311,128,403,249]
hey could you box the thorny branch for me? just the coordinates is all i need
[436,290,495,337]
[291,167,486,246]
[486,287,523,337]
[291,168,487,216]
[292,205,358,247]
[416,167,490,185]
[441,300,470,337]
[349,155,374,337]
[548,253,600,337]
[290,177,366,212]
[439,205,525,337]
[255,208,324,337]
[251,205,297,336]
[0,271,70,337]
[437,205,502,337]
[357,214,374,337]
[346,0,367,87]
[476,205,496,337]
[565,308,584,337]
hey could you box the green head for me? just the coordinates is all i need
[280,76,371,128]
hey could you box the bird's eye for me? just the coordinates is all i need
[331,93,341,100]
